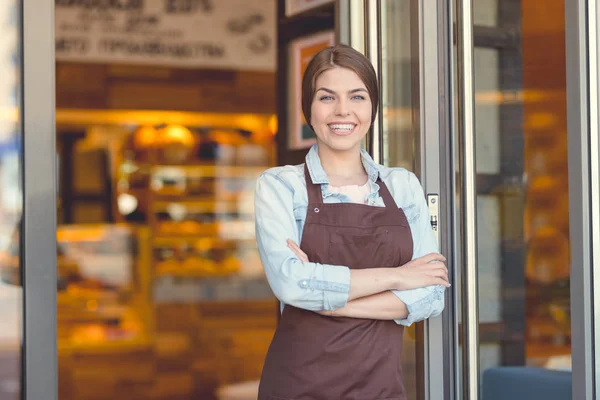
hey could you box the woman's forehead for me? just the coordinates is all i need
[315,67,367,90]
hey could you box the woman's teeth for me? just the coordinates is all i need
[329,124,354,134]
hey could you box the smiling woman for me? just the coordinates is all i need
[254,44,448,400]
[309,67,373,160]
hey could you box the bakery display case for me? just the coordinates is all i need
[56,224,153,352]
[53,111,279,399]
[115,124,271,290]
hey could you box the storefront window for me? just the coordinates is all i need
[54,1,278,398]
[0,0,22,398]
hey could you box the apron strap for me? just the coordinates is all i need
[376,179,397,208]
[304,163,323,204]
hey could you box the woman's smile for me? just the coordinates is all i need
[327,122,357,136]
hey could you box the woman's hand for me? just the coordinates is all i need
[395,253,450,290]
[287,239,309,262]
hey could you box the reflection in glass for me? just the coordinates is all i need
[382,0,417,171]
[56,117,277,398]
[381,1,422,399]
[471,0,571,395]
[0,0,22,398]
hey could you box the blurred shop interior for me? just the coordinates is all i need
[51,1,279,400]
[0,0,575,399]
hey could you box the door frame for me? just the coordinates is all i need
[420,0,449,399]
[22,0,57,398]
[565,1,600,398]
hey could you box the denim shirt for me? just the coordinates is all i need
[254,145,445,326]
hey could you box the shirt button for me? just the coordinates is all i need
[301,280,308,288]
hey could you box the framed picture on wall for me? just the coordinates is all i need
[288,30,335,150]
[285,0,335,17]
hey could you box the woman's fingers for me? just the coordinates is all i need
[432,265,449,276]
[435,270,450,282]
[422,252,447,263]
[287,239,309,262]
[287,239,300,252]
[430,268,450,285]
[405,253,446,269]
[436,277,451,287]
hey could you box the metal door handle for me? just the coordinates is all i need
[427,193,440,245]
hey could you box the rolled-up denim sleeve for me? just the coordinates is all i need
[392,172,446,326]
[254,171,351,311]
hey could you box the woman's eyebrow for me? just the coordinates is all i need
[316,87,336,94]
[316,87,368,94]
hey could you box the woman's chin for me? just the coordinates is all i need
[318,137,362,152]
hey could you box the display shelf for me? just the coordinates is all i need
[55,224,154,355]
[151,164,268,178]
[117,160,265,283]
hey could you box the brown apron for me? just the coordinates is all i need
[258,165,414,400]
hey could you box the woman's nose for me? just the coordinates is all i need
[334,101,350,116]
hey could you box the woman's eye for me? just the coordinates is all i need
[352,95,366,100]
[320,95,334,101]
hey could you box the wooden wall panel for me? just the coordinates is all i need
[108,82,204,110]
[56,62,276,114]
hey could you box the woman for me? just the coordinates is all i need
[254,44,449,400]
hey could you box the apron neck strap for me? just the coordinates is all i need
[304,163,323,204]
[376,178,396,208]
[304,163,397,208]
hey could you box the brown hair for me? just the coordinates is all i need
[301,44,379,128]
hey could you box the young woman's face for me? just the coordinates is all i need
[310,66,372,153]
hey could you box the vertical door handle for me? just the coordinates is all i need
[427,193,440,245]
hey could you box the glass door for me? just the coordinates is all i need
[0,0,57,399]
[450,0,586,398]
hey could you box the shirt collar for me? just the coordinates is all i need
[304,144,380,185]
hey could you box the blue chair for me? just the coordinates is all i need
[482,367,571,400]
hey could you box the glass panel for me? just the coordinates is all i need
[474,0,498,27]
[381,1,422,399]
[54,2,278,398]
[0,0,22,398]
[382,0,418,171]
[471,0,571,396]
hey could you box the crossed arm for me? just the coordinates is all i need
[286,240,448,321]
[319,291,409,320]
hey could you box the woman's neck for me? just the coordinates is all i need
[317,145,368,186]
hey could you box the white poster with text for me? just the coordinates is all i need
[55,0,276,71]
